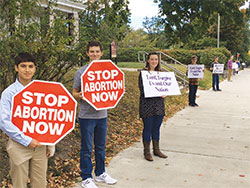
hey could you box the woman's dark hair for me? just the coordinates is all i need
[15,52,36,66]
[145,52,161,71]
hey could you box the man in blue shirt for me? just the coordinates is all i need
[0,52,53,188]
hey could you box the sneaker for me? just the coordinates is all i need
[95,172,117,185]
[81,178,99,188]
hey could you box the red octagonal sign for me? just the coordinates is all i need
[81,60,125,110]
[11,80,77,145]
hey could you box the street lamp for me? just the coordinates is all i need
[217,13,220,48]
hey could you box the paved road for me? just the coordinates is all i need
[75,69,250,188]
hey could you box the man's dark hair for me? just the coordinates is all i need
[86,41,102,52]
[192,55,197,59]
[15,52,36,66]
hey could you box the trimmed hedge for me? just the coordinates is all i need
[161,47,231,68]
[114,47,232,68]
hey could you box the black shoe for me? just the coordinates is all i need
[189,104,195,107]
[213,89,217,91]
[217,89,222,91]
[194,103,199,107]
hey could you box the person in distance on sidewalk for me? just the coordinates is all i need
[187,55,199,107]
[227,56,233,82]
[210,56,222,91]
[138,52,168,162]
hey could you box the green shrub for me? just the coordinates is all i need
[160,47,231,68]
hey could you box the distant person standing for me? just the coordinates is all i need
[236,60,240,74]
[138,52,167,162]
[210,56,221,91]
[187,55,199,107]
[227,56,233,81]
[242,62,246,70]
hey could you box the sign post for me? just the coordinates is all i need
[110,41,117,64]
[11,80,77,145]
[81,60,125,110]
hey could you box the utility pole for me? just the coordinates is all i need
[217,13,220,48]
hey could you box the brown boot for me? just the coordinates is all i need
[143,141,153,161]
[152,140,168,158]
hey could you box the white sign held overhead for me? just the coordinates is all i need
[187,64,204,78]
[141,71,181,98]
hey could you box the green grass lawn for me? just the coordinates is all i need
[199,69,213,90]
[117,62,145,69]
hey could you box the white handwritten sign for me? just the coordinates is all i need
[187,64,204,78]
[141,71,181,98]
[232,63,239,70]
[213,64,224,74]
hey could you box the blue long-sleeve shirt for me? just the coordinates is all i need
[0,79,32,147]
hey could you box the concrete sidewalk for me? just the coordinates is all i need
[76,69,250,188]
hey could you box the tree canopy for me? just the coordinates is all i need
[0,0,131,92]
[153,0,250,56]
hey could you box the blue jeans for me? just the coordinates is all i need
[212,74,220,90]
[79,118,107,180]
[142,115,164,142]
[189,84,198,105]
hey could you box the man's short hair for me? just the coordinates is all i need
[86,41,102,52]
[15,52,36,66]
[192,55,197,59]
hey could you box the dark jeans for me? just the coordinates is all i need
[189,84,198,105]
[79,118,107,180]
[142,115,164,142]
[212,74,220,90]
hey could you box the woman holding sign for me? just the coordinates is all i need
[138,52,167,162]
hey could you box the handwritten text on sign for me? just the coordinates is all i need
[187,64,204,78]
[232,63,239,70]
[141,71,181,98]
[213,64,224,74]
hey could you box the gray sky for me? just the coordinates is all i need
[128,0,159,30]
